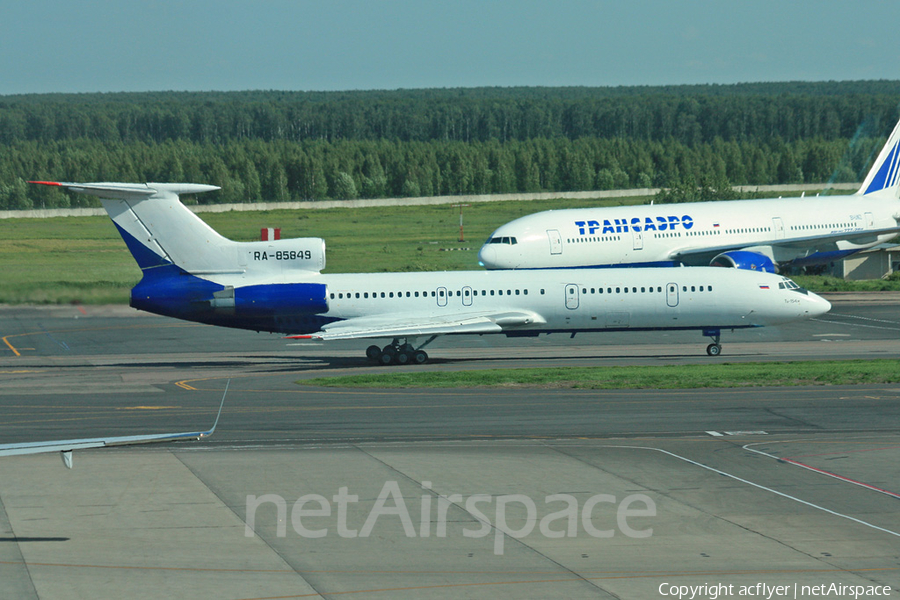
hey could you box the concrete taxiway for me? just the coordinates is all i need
[0,296,899,599]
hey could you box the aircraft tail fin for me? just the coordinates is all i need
[28,182,326,277]
[857,118,900,197]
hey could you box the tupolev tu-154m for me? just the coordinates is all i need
[31,181,831,360]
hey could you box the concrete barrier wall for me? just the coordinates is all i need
[0,183,859,219]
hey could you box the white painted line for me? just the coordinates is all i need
[603,445,900,539]
[706,431,724,437]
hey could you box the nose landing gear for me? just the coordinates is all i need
[704,328,722,356]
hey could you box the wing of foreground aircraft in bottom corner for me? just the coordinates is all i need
[0,383,227,469]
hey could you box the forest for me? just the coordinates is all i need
[1,81,899,208]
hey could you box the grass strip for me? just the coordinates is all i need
[300,359,900,389]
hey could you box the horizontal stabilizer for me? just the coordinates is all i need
[29,181,220,200]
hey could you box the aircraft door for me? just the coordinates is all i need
[462,286,473,306]
[436,287,448,307]
[666,282,679,307]
[632,228,643,250]
[565,284,579,310]
[865,212,875,228]
[772,217,785,239]
[548,230,563,255]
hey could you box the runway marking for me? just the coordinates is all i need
[115,406,179,410]
[2,335,21,357]
[1,322,199,357]
[812,333,850,337]
[812,317,900,332]
[609,445,900,539]
[745,443,900,500]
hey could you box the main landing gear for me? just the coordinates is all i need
[366,336,437,365]
[704,328,722,356]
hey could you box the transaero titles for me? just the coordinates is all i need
[575,215,694,235]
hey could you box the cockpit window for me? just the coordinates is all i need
[782,278,808,294]
[487,236,517,245]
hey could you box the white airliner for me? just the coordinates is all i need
[479,118,900,272]
[30,181,831,359]
[0,385,226,469]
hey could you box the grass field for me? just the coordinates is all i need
[300,359,900,389]
[2,190,899,304]
[1,195,652,304]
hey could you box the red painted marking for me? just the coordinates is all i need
[781,458,900,499]
[28,181,62,186]
[76,305,87,316]
[285,335,314,339]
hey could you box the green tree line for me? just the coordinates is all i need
[1,83,898,208]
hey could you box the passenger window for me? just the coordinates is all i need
[691,286,695,292]
[515,289,520,295]
[330,293,335,299]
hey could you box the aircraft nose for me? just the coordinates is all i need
[807,292,831,317]
[478,245,498,269]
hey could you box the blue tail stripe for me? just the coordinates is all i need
[113,222,172,270]
[865,141,900,195]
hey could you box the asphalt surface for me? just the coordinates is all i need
[0,296,898,599]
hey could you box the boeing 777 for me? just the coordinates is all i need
[30,181,831,359]
[479,117,900,272]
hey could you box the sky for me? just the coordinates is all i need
[2,0,900,95]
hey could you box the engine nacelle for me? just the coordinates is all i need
[710,250,777,273]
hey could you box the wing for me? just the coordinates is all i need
[289,309,546,341]
[672,225,900,263]
[0,383,227,468]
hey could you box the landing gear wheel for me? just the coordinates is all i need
[413,350,429,364]
[379,352,395,365]
[706,343,722,356]
[366,345,382,361]
[395,351,411,365]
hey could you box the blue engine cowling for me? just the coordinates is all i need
[710,250,777,273]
